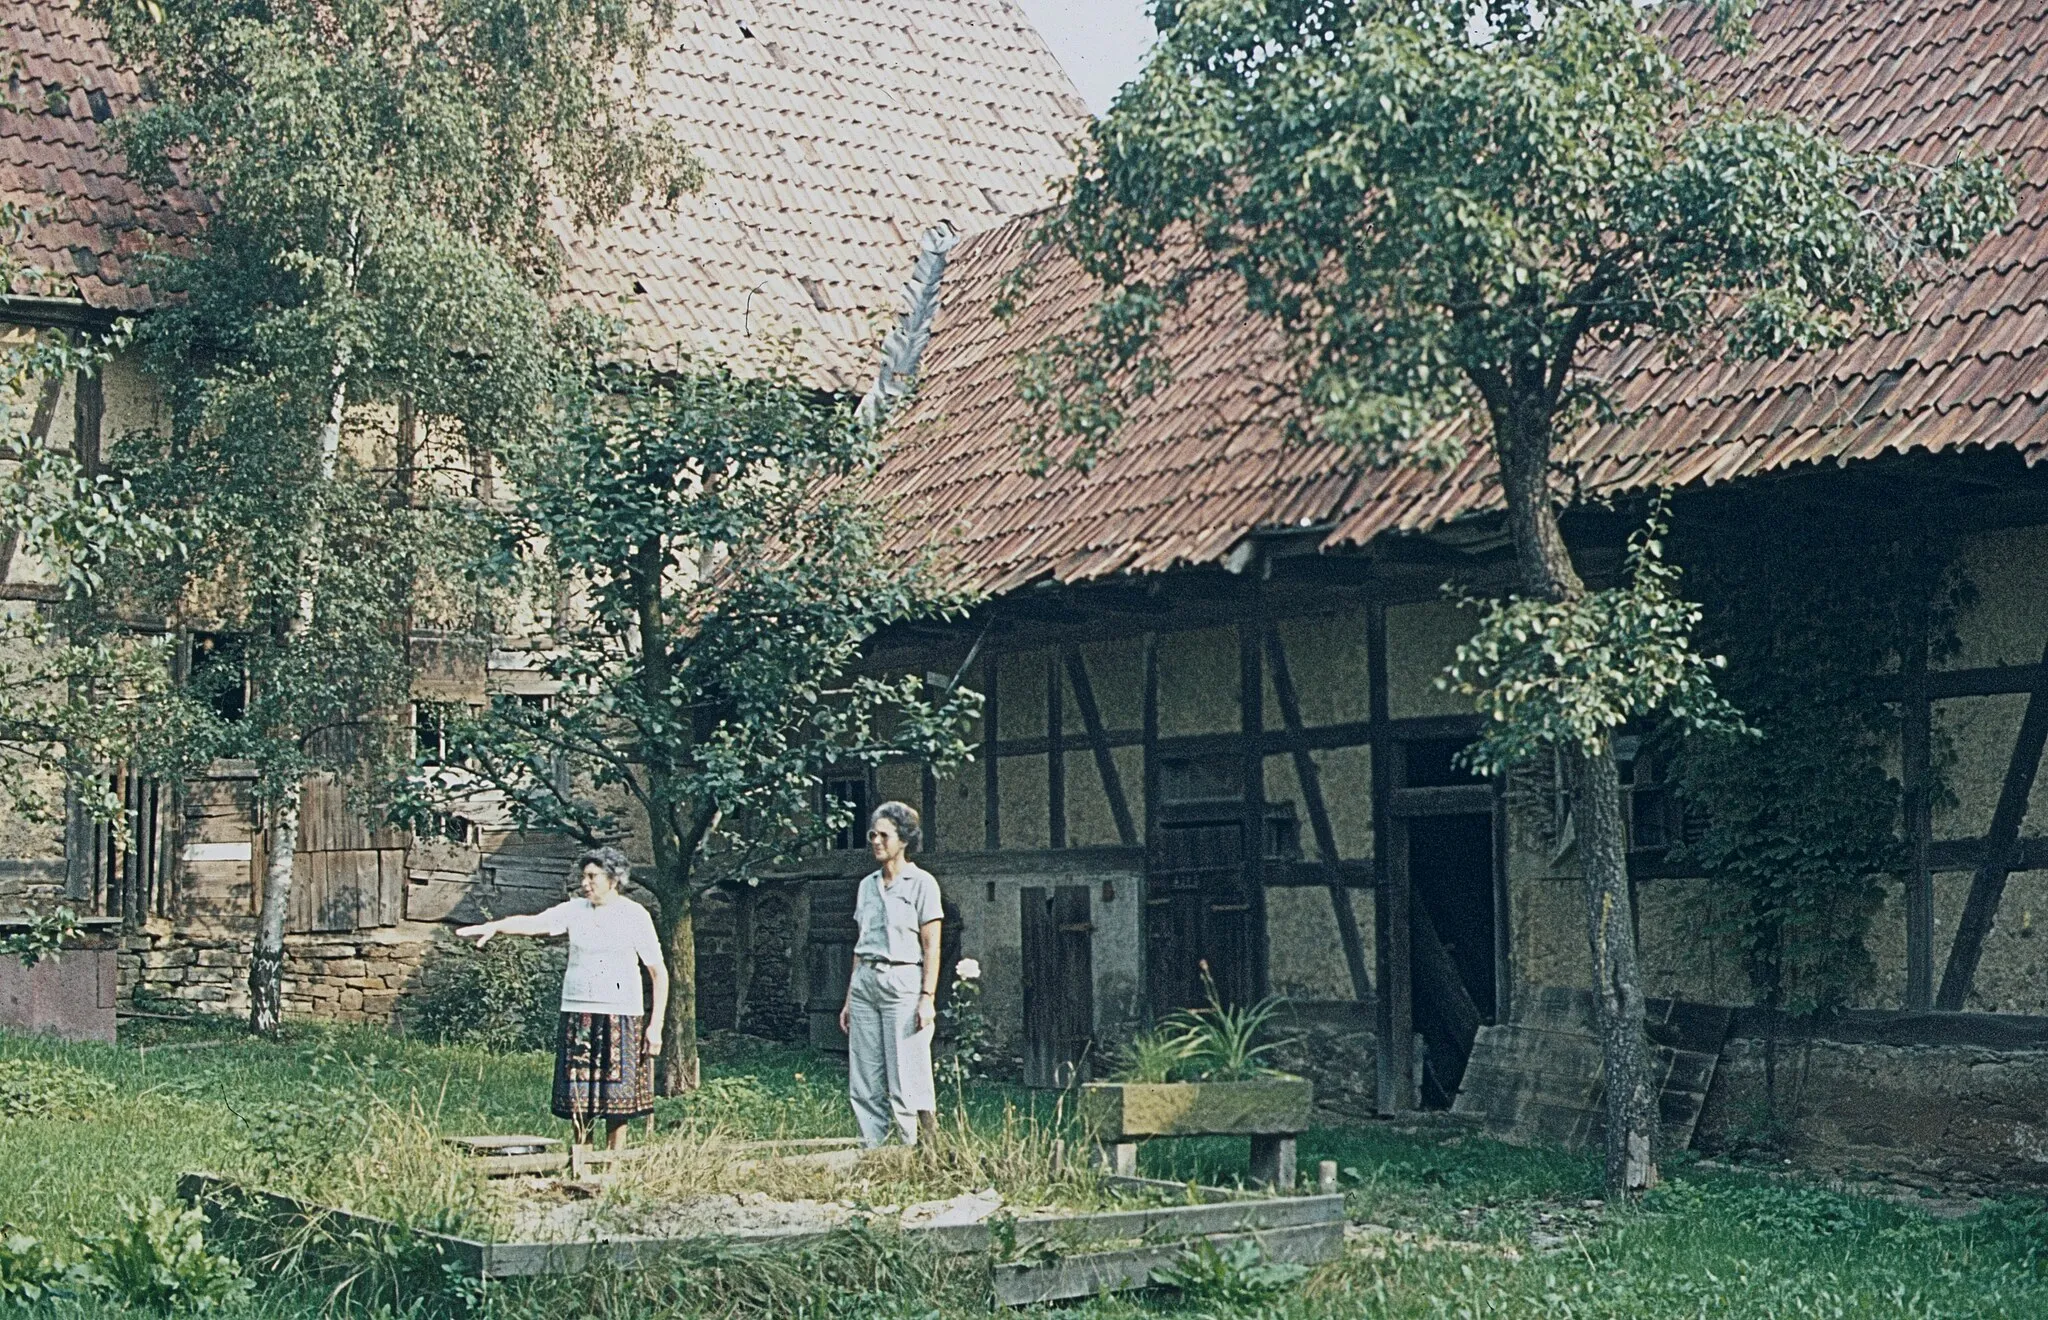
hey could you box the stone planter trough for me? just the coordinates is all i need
[1079,1079,1314,1189]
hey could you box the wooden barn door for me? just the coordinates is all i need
[1146,817,1258,1016]
[286,778,405,933]
[1020,886,1094,1088]
[804,879,857,1051]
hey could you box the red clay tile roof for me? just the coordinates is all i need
[561,0,1091,388]
[0,0,1091,387]
[875,0,2048,594]
[0,0,209,309]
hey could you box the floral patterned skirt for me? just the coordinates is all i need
[552,1012,653,1122]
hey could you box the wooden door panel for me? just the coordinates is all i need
[1022,885,1095,1088]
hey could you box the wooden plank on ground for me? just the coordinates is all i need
[991,1221,1343,1307]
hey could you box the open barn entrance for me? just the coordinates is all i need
[1398,739,1504,1108]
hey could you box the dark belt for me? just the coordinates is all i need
[859,957,919,969]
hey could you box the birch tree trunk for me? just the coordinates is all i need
[247,338,351,1037]
[1496,401,1658,1197]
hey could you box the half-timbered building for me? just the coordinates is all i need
[769,0,2048,1186]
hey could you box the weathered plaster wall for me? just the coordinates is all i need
[1157,626,1239,736]
[939,850,1146,1056]
[1385,600,1475,720]
[1944,522,2048,672]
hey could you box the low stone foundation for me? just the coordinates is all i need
[1695,1026,2048,1193]
[121,924,435,1027]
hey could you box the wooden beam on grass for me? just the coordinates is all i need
[1935,635,2048,1010]
[1063,646,1138,847]
[1263,626,1372,1002]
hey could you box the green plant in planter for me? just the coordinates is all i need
[1110,1028,1193,1084]
[1114,969,1295,1083]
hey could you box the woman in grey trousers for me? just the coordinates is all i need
[837,801,942,1146]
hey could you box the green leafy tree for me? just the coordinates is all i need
[405,349,979,1091]
[87,0,698,1034]
[1020,0,2011,1194]
[0,168,209,852]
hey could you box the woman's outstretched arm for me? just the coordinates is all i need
[455,913,561,945]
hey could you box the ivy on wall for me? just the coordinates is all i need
[1669,507,1969,1017]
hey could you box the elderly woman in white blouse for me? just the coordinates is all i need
[838,801,943,1147]
[458,846,668,1150]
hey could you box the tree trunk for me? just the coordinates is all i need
[654,886,701,1093]
[1568,743,1658,1194]
[1495,399,1657,1198]
[249,307,352,1036]
[248,795,301,1036]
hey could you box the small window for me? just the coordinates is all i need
[189,632,248,722]
[413,701,464,765]
[1618,738,1698,852]
[824,775,869,851]
[1261,808,1301,862]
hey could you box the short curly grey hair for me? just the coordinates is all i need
[576,846,631,888]
[869,800,922,853]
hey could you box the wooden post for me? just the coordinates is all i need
[1141,632,1160,1023]
[1239,618,1268,999]
[1935,635,2048,1011]
[1264,627,1372,1002]
[1368,600,1413,1113]
[1901,594,1934,1010]
[1048,652,1067,849]
[1064,647,1139,847]
[984,652,1001,851]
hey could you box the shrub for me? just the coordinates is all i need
[0,1057,116,1122]
[77,1197,251,1313]
[404,934,564,1052]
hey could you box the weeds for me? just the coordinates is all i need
[75,1197,252,1313]
[0,1056,116,1121]
[1152,1236,1309,1306]
[1109,969,1292,1083]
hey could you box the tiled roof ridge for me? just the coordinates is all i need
[0,0,1092,381]
[871,0,2048,590]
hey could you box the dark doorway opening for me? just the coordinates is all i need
[1408,811,1498,1107]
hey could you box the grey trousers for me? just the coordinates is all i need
[847,960,934,1146]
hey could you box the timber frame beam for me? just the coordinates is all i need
[1935,634,2048,1011]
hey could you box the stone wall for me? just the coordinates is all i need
[122,921,435,1026]
[1693,1016,2048,1193]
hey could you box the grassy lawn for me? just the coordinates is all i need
[3,1019,2046,1317]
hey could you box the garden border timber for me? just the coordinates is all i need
[176,1172,1345,1296]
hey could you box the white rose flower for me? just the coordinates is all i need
[955,957,982,982]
